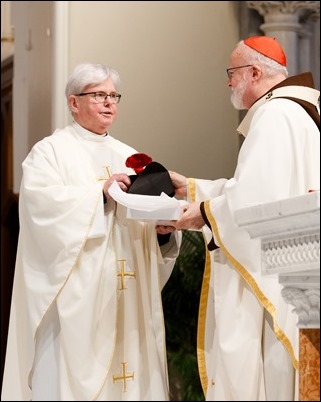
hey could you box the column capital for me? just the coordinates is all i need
[281,287,320,328]
[245,1,320,75]
[246,1,320,21]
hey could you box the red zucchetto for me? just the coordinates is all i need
[244,36,287,67]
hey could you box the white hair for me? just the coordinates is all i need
[238,41,288,78]
[65,62,120,98]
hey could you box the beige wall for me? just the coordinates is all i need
[12,1,241,192]
[68,1,240,180]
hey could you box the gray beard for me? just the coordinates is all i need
[231,93,245,110]
[231,76,248,110]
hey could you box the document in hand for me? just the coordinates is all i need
[108,180,183,223]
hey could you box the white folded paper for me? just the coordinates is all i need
[108,180,183,223]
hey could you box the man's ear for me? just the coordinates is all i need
[252,65,262,80]
[69,95,78,113]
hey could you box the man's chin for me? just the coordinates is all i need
[231,96,245,110]
[231,101,243,110]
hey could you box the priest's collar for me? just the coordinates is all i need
[72,121,110,142]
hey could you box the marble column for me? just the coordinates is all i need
[246,1,320,76]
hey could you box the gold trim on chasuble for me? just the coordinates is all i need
[203,200,298,370]
[187,178,210,395]
[187,178,196,203]
[197,248,211,395]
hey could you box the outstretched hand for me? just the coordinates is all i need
[156,201,205,233]
[173,202,205,230]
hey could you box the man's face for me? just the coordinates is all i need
[69,77,119,135]
[227,48,253,110]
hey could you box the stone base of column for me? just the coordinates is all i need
[299,329,320,401]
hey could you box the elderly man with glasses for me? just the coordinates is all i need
[162,36,320,401]
[2,62,182,401]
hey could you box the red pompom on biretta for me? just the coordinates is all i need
[125,152,153,174]
[244,36,287,67]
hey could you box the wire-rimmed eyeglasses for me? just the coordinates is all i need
[226,65,253,79]
[76,91,122,104]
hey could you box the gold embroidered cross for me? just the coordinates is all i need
[113,361,134,392]
[117,259,136,290]
[97,165,111,181]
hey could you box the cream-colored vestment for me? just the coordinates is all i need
[1,123,181,401]
[190,93,320,401]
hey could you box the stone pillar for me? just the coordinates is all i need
[299,23,313,73]
[246,1,320,76]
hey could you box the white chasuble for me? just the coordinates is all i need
[190,98,319,401]
[1,123,180,401]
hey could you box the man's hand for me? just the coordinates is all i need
[103,173,131,200]
[169,171,188,197]
[174,202,205,230]
[155,224,176,235]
